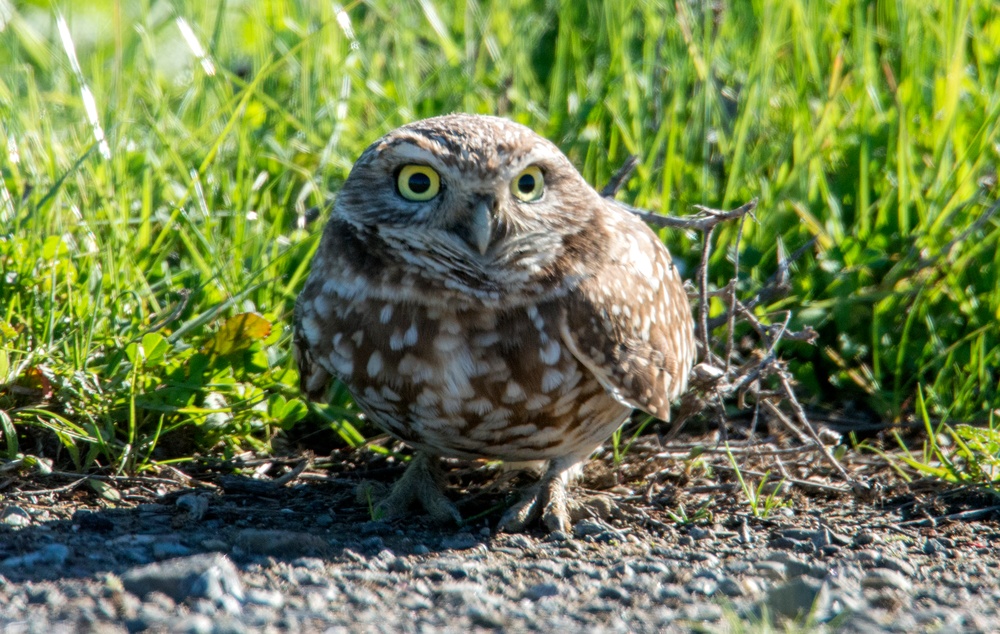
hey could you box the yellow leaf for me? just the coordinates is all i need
[202,313,272,357]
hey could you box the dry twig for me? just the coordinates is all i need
[601,158,872,499]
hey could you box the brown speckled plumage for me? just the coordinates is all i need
[294,114,695,531]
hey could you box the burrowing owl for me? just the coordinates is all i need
[294,114,695,532]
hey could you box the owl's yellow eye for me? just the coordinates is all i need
[511,166,544,202]
[397,165,441,201]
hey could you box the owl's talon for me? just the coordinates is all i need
[497,483,543,532]
[372,452,462,525]
[498,461,577,533]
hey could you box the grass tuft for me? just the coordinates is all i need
[1,0,998,473]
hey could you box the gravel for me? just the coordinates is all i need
[1,457,999,632]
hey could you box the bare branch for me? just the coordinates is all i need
[600,155,640,198]
[597,152,867,498]
[615,198,759,232]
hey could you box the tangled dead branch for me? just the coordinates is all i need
[602,157,874,500]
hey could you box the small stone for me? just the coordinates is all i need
[766,577,831,620]
[724,561,752,575]
[201,539,229,551]
[681,603,723,622]
[688,526,713,540]
[656,585,687,602]
[175,494,209,521]
[27,586,65,609]
[862,569,913,593]
[315,514,334,527]
[686,577,717,596]
[1,543,70,568]
[573,519,606,537]
[398,591,432,610]
[73,510,114,532]
[718,577,746,597]
[245,589,284,609]
[524,583,560,601]
[544,530,571,543]
[121,553,244,603]
[467,605,506,629]
[361,536,385,551]
[233,529,328,557]
[753,560,787,581]
[766,552,813,578]
[686,552,720,567]
[855,549,882,565]
[293,557,327,571]
[412,544,431,555]
[440,532,479,550]
[598,585,632,605]
[768,537,802,550]
[923,538,948,556]
[503,534,535,549]
[869,589,907,611]
[880,556,916,577]
[153,541,193,560]
[853,530,878,547]
[1,506,32,528]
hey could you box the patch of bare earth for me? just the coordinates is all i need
[2,435,999,633]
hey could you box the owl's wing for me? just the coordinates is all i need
[559,211,695,420]
[293,296,335,402]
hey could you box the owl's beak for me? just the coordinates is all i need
[466,198,493,256]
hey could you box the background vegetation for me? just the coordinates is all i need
[1,0,998,473]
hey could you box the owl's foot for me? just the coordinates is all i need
[498,458,615,533]
[372,452,462,525]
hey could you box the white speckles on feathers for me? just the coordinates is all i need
[292,113,695,467]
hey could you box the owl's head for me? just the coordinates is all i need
[332,114,601,263]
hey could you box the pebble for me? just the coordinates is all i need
[1,506,32,528]
[880,556,916,577]
[73,510,115,532]
[753,560,787,581]
[862,569,913,593]
[718,577,746,597]
[598,585,632,605]
[233,529,328,557]
[524,583,560,601]
[2,496,997,633]
[766,576,831,620]
[1,544,70,568]
[152,541,193,559]
[439,532,479,550]
[121,553,245,603]
[686,577,717,596]
[244,588,284,609]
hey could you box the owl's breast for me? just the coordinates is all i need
[298,288,628,461]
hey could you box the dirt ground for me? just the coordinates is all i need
[1,436,999,632]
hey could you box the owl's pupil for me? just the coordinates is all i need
[408,173,431,194]
[517,173,536,193]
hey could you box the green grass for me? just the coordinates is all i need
[1,0,998,473]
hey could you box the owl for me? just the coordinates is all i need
[294,114,695,532]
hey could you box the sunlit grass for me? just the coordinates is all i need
[0,0,998,473]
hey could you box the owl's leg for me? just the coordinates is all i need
[373,452,462,525]
[498,456,580,533]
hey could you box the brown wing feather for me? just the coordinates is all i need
[559,209,695,419]
[293,296,334,402]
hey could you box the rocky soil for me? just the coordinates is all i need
[1,442,999,633]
